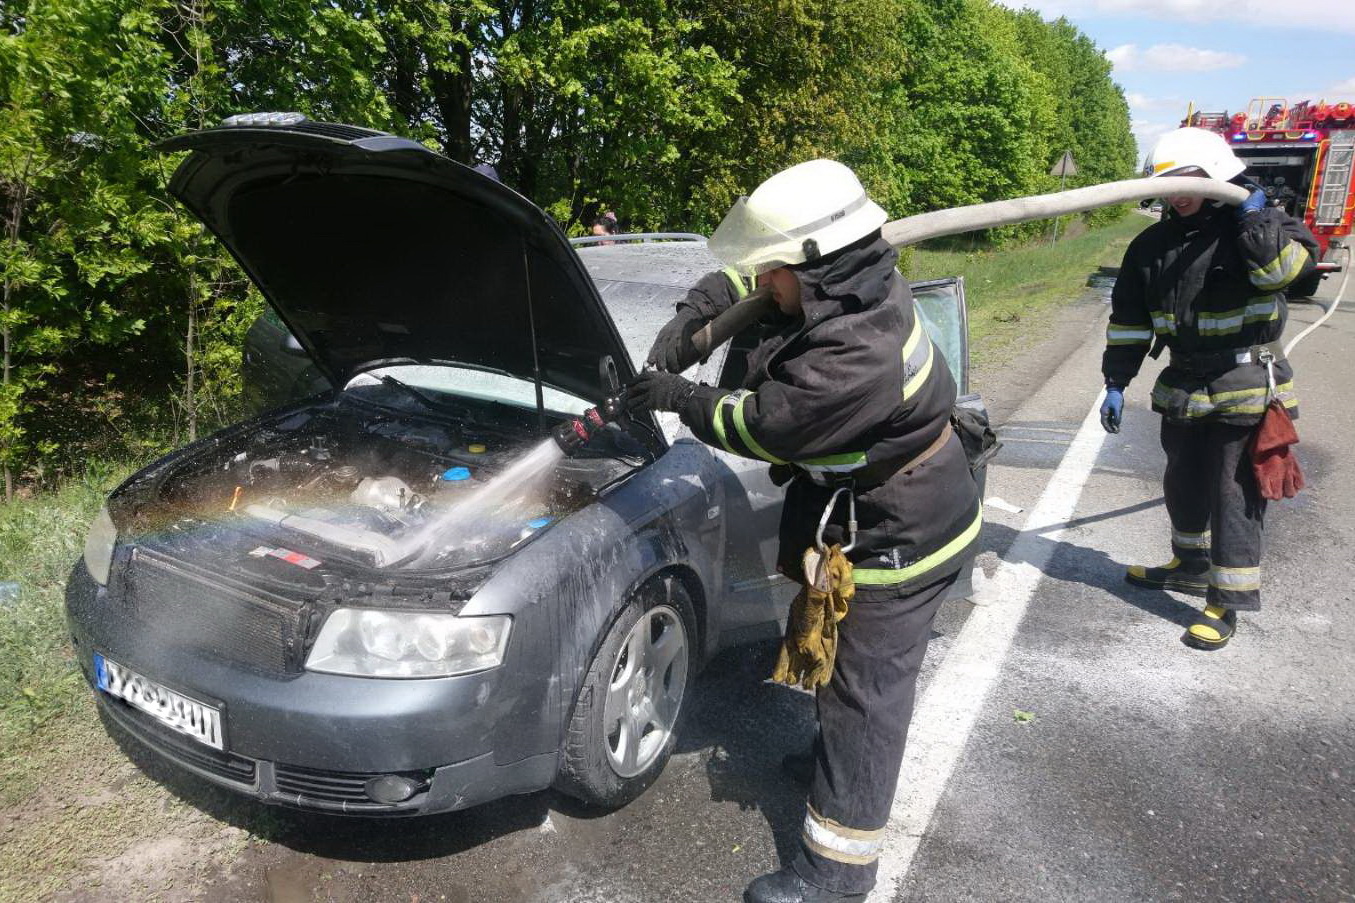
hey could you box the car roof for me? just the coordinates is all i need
[573,239,721,289]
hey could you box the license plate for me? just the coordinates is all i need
[94,653,224,750]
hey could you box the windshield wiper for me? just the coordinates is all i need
[376,374,472,418]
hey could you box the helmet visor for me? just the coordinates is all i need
[707,197,802,276]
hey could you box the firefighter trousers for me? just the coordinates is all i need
[1161,418,1265,611]
[792,570,957,895]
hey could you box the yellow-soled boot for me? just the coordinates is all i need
[1125,556,1209,594]
[1182,604,1237,651]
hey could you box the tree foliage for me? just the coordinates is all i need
[0,0,1135,492]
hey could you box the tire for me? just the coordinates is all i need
[555,574,695,808]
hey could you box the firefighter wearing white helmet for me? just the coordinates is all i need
[1101,126,1320,650]
[628,160,982,903]
[1143,126,1246,180]
[705,158,890,275]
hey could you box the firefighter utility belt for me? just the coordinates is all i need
[795,423,953,489]
[1168,341,1286,377]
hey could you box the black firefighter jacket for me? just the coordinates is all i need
[1103,203,1319,425]
[674,235,982,601]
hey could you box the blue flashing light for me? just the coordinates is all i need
[1303,131,1317,140]
[1232,133,1246,141]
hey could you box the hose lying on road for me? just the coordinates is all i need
[1284,245,1350,357]
[693,177,1249,358]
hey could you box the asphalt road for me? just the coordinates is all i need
[98,263,1354,903]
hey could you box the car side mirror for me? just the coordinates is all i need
[280,332,308,358]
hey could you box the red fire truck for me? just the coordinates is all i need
[1185,97,1353,263]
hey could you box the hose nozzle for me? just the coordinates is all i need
[552,392,627,456]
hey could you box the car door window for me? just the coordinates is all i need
[909,277,969,395]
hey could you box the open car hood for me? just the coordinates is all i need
[161,119,634,404]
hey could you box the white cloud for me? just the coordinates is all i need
[1131,118,1177,164]
[1331,77,1355,96]
[1108,43,1246,73]
[1126,92,1188,113]
[1003,0,1355,33]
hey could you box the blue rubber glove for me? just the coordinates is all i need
[1236,186,1267,220]
[1100,387,1123,433]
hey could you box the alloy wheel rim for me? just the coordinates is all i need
[602,604,689,778]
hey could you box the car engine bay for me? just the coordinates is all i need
[135,402,640,572]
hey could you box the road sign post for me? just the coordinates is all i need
[1049,151,1078,242]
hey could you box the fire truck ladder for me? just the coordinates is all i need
[1316,131,1354,227]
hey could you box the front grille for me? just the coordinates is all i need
[122,549,306,674]
[274,764,373,802]
[274,764,431,813]
[101,693,257,785]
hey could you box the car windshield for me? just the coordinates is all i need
[590,279,690,370]
[345,364,591,415]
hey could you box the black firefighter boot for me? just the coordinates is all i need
[744,866,867,903]
[1124,555,1209,594]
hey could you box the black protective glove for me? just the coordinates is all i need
[646,306,707,373]
[625,370,699,415]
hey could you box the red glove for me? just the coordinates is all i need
[1249,400,1305,500]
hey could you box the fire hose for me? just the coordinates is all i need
[690,176,1250,356]
[556,177,1250,453]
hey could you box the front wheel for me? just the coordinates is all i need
[555,575,695,808]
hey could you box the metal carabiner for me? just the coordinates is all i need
[815,486,858,554]
[1257,346,1277,402]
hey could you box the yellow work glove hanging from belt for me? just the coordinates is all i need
[771,545,854,690]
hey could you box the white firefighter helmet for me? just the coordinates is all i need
[1145,127,1245,181]
[707,159,888,275]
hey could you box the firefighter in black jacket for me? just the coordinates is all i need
[627,160,981,903]
[1102,127,1319,650]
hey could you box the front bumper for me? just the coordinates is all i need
[92,688,556,814]
[66,562,558,815]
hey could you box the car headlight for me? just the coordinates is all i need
[83,506,117,586]
[305,609,511,678]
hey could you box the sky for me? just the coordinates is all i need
[998,0,1355,164]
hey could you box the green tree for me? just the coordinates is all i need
[1012,10,1137,224]
[0,0,1139,494]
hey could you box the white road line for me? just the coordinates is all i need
[873,394,1110,899]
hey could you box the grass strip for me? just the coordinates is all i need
[905,211,1151,365]
[0,462,132,757]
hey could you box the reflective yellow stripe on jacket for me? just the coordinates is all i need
[1150,379,1298,418]
[901,317,936,400]
[1106,323,1153,346]
[722,266,753,300]
[1196,298,1280,336]
[853,507,983,586]
[710,389,787,464]
[1249,241,1310,291]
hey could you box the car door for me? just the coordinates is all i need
[909,277,970,395]
[911,276,987,601]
